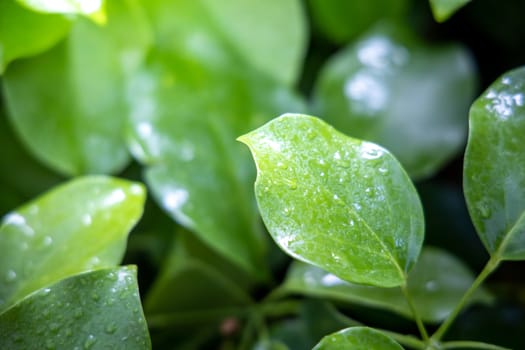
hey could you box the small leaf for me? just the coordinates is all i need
[313,23,477,179]
[0,176,146,312]
[464,66,525,260]
[313,327,403,350]
[0,266,151,349]
[239,114,424,287]
[0,1,70,74]
[16,0,107,24]
[282,247,492,322]
[3,0,150,175]
[429,0,471,22]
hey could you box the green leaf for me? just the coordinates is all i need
[307,0,408,43]
[16,0,107,24]
[0,176,146,313]
[0,1,70,74]
[127,50,305,277]
[429,0,471,22]
[313,327,403,350]
[3,0,151,176]
[313,23,477,179]
[142,0,307,86]
[464,66,525,260]
[282,247,492,322]
[0,266,151,350]
[239,114,424,287]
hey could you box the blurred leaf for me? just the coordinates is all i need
[282,247,492,323]
[313,327,403,350]
[307,0,408,43]
[127,50,305,278]
[17,0,106,24]
[464,66,525,260]
[429,0,471,22]
[3,0,151,176]
[0,176,146,313]
[253,339,289,350]
[0,1,70,74]
[143,0,307,86]
[0,266,151,350]
[239,114,424,287]
[313,23,477,179]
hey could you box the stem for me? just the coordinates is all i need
[432,256,500,341]
[442,340,512,350]
[401,283,429,341]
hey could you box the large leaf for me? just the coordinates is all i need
[143,0,306,86]
[239,114,424,287]
[307,0,408,43]
[0,0,70,74]
[0,176,146,312]
[0,266,151,350]
[282,247,492,322]
[429,0,472,22]
[17,0,106,23]
[464,66,525,260]
[127,50,305,277]
[313,23,477,179]
[313,327,403,350]
[3,0,151,176]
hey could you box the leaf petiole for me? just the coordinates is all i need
[401,283,429,341]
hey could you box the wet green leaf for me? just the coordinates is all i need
[127,50,305,278]
[0,176,146,312]
[429,0,471,22]
[0,1,70,74]
[0,266,151,350]
[142,0,306,86]
[313,24,477,179]
[17,0,106,24]
[239,114,424,287]
[307,0,408,43]
[313,327,403,350]
[282,247,492,322]
[464,67,525,260]
[3,0,150,176]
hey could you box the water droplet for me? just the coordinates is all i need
[284,179,297,190]
[353,203,362,211]
[349,220,355,227]
[360,142,384,160]
[82,214,92,226]
[263,186,270,193]
[5,269,17,283]
[105,323,117,334]
[42,236,53,246]
[425,280,438,292]
[378,167,388,174]
[283,208,291,217]
[91,292,100,301]
[84,335,97,349]
[333,151,341,160]
[306,128,317,140]
[277,161,287,169]
[478,203,491,219]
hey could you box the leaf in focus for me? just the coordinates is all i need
[429,0,471,22]
[142,0,307,86]
[0,1,70,74]
[0,176,146,313]
[464,66,525,260]
[313,23,477,179]
[127,50,305,278]
[313,327,403,350]
[282,247,492,323]
[307,0,408,43]
[3,0,151,176]
[16,0,107,24]
[239,114,424,287]
[0,266,151,350]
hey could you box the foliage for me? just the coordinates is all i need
[1,0,524,349]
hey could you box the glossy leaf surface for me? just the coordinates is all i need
[143,0,306,86]
[283,247,492,322]
[17,0,106,23]
[3,0,150,175]
[127,51,305,277]
[239,114,424,287]
[313,327,403,350]
[464,67,525,260]
[0,1,70,74]
[0,176,146,312]
[0,266,151,350]
[313,24,477,179]
[307,0,408,43]
[429,0,471,22]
